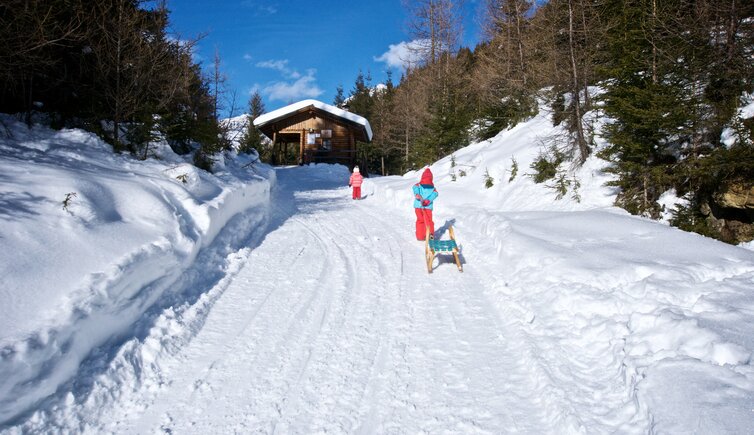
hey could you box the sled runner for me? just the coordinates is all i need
[425,226,463,273]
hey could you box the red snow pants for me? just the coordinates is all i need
[415,208,434,240]
[352,186,361,199]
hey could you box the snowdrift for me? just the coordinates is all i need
[0,116,274,425]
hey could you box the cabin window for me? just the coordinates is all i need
[321,130,332,150]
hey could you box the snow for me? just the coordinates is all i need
[220,113,251,149]
[722,93,754,147]
[0,115,274,427]
[657,188,686,223]
[1,101,754,434]
[253,99,374,141]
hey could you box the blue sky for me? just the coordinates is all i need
[166,0,482,117]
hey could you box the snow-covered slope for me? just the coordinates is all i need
[368,103,754,433]
[0,115,274,425]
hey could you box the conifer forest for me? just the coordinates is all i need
[1,0,753,242]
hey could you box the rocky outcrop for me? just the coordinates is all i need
[714,183,754,210]
[704,182,754,244]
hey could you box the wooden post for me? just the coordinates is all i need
[299,129,305,165]
[272,131,277,165]
[349,131,355,167]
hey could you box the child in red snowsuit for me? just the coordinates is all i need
[349,166,363,200]
[413,168,438,240]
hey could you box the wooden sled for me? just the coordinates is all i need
[424,226,463,273]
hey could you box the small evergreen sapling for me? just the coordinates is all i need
[549,172,581,202]
[508,157,518,182]
[62,192,77,212]
[484,168,494,188]
[530,146,565,183]
[553,173,568,199]
[571,177,581,203]
[669,198,719,240]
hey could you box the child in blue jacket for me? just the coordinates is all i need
[413,168,438,240]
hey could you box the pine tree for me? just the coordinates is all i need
[240,90,266,157]
[0,0,219,166]
[597,0,688,217]
[333,84,345,107]
[364,71,405,175]
[347,70,373,120]
[596,0,754,224]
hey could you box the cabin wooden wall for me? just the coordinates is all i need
[274,111,356,165]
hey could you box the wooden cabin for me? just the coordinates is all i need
[253,99,372,167]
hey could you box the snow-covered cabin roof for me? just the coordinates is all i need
[253,99,373,142]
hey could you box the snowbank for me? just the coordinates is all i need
[0,116,274,425]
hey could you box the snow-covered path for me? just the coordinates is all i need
[5,162,753,434]
[107,167,553,433]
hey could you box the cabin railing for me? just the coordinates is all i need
[302,149,357,165]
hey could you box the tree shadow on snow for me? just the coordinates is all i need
[0,191,45,221]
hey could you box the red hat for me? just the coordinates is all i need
[420,168,433,185]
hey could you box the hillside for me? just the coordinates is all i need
[1,104,753,433]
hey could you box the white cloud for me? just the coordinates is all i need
[256,60,323,102]
[256,59,298,78]
[262,69,323,103]
[240,1,278,15]
[374,39,429,69]
[243,53,253,61]
[256,59,289,71]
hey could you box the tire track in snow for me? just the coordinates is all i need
[264,195,404,432]
[78,200,351,433]
[27,167,560,433]
[121,182,384,433]
[150,174,556,433]
[172,216,351,432]
[338,200,555,433]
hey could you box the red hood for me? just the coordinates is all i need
[420,168,433,185]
